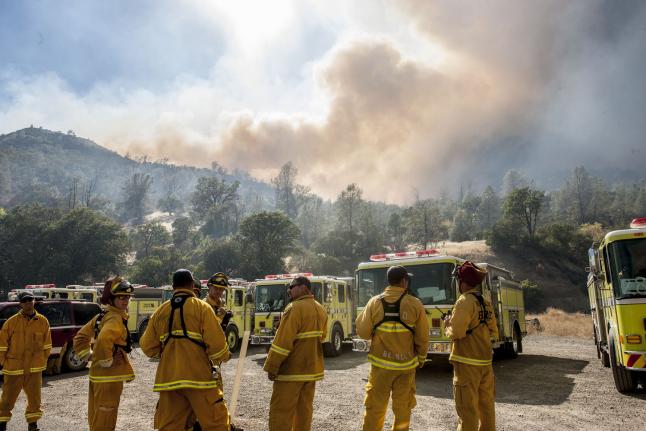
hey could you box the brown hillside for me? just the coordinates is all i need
[436,240,589,313]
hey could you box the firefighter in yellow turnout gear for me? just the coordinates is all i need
[206,272,233,325]
[445,261,499,431]
[73,277,135,431]
[140,269,232,431]
[263,275,327,431]
[0,291,51,431]
[356,266,429,431]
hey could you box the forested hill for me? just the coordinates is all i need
[0,127,273,212]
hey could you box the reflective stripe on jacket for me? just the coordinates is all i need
[73,305,135,383]
[0,311,52,375]
[263,295,328,382]
[140,288,230,391]
[356,286,429,371]
[446,289,499,366]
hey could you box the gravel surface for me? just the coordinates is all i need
[2,335,645,430]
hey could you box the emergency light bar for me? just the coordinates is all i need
[264,272,314,280]
[630,218,646,229]
[369,249,439,262]
[24,284,56,289]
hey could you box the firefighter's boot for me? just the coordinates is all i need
[28,422,40,431]
[231,425,244,431]
[0,421,6,431]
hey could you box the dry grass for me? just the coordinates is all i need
[436,240,491,259]
[526,308,593,339]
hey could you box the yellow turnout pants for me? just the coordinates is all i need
[154,387,230,431]
[452,362,495,431]
[268,380,316,431]
[362,365,416,431]
[88,381,124,431]
[0,372,43,424]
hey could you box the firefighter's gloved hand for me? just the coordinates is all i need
[267,372,277,381]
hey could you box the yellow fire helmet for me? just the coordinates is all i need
[110,276,134,296]
[207,272,230,289]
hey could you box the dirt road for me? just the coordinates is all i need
[3,335,645,430]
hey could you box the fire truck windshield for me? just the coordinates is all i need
[255,283,288,312]
[608,238,646,298]
[357,262,456,307]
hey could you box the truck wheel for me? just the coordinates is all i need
[609,337,637,393]
[323,325,343,357]
[226,325,240,352]
[63,346,88,372]
[593,326,601,359]
[138,319,150,338]
[505,324,521,359]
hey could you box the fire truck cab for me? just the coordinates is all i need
[587,218,646,393]
[352,250,525,359]
[250,273,356,357]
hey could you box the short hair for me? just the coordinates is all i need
[290,276,311,290]
[172,269,194,288]
[387,266,410,285]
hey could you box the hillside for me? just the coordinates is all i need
[439,240,588,312]
[0,127,274,209]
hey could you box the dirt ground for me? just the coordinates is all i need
[2,335,645,430]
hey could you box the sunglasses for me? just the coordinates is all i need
[288,284,300,290]
[19,298,34,303]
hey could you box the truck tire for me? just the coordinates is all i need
[136,319,150,341]
[226,325,240,352]
[505,324,521,359]
[593,326,601,359]
[63,345,88,372]
[609,337,637,393]
[323,325,343,357]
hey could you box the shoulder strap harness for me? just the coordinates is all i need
[466,292,489,335]
[372,293,415,336]
[161,294,207,351]
[94,310,133,354]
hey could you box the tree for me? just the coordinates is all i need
[403,199,445,248]
[476,186,500,232]
[191,176,240,237]
[562,166,593,225]
[272,162,298,219]
[450,209,475,242]
[503,187,546,237]
[502,169,530,196]
[120,172,153,224]
[158,173,184,215]
[296,193,324,248]
[336,183,363,234]
[128,246,187,286]
[172,217,193,248]
[387,212,406,251]
[238,211,300,279]
[131,221,171,259]
[202,238,241,277]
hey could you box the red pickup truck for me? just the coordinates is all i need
[0,300,101,374]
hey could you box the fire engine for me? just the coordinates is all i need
[587,218,646,392]
[250,273,357,357]
[352,250,525,359]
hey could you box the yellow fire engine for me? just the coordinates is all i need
[250,273,357,357]
[352,250,526,358]
[587,218,646,392]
